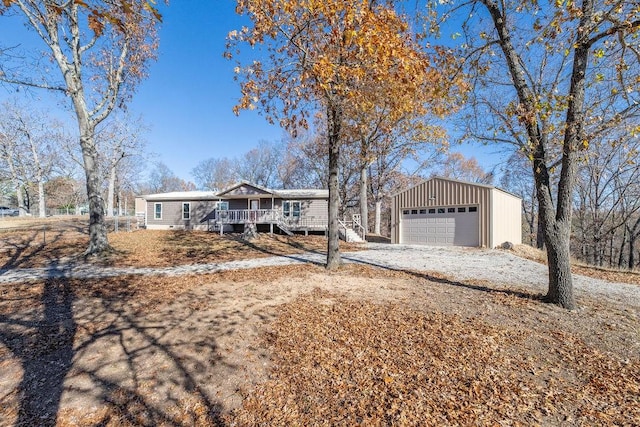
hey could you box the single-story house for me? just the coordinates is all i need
[139,181,330,235]
[391,177,522,248]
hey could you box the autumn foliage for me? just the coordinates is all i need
[228,0,465,268]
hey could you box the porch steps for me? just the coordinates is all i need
[341,227,365,243]
[276,220,294,236]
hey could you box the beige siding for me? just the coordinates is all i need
[391,178,492,246]
[146,200,218,230]
[134,197,146,214]
[490,189,522,247]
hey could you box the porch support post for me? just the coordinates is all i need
[270,223,273,234]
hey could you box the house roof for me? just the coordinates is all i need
[216,180,274,197]
[215,180,328,199]
[275,189,329,199]
[140,181,328,201]
[141,191,218,201]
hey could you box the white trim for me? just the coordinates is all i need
[154,202,162,220]
[182,202,191,220]
[283,200,301,218]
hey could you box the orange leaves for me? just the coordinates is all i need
[230,287,640,425]
[227,0,458,134]
[87,12,105,36]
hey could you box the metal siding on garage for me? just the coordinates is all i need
[400,208,479,246]
[393,177,492,246]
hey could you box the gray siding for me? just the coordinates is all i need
[146,199,218,230]
[275,198,328,223]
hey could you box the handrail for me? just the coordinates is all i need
[351,214,366,241]
[337,219,353,242]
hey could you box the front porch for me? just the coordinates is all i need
[209,209,328,235]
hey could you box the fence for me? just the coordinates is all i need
[16,207,137,217]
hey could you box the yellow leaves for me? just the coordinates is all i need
[593,48,605,59]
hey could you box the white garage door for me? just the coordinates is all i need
[400,206,479,246]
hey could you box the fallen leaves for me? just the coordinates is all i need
[0,217,362,269]
[229,288,640,426]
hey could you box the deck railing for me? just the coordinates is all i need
[216,209,279,224]
[215,209,327,230]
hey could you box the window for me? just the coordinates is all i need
[154,203,162,220]
[469,206,478,212]
[458,207,466,213]
[403,209,410,215]
[448,207,455,213]
[419,209,426,214]
[428,208,436,214]
[182,202,190,220]
[411,209,418,214]
[284,201,301,218]
[437,208,445,213]
[217,201,229,211]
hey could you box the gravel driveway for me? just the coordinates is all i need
[1,243,638,309]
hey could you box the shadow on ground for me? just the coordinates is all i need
[0,273,245,426]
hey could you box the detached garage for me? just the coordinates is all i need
[391,177,522,248]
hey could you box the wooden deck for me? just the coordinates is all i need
[214,209,327,231]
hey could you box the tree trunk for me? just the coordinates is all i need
[38,180,46,218]
[483,0,593,309]
[543,219,575,308]
[359,166,368,234]
[80,125,110,255]
[374,199,382,235]
[107,163,116,218]
[326,105,342,270]
[618,225,627,268]
[536,197,545,249]
[629,233,636,270]
[16,183,25,216]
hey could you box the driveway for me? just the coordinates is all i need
[1,243,638,308]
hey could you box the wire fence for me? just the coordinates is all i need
[0,215,141,236]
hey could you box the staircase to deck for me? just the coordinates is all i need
[276,219,294,236]
[338,218,365,243]
[341,226,365,243]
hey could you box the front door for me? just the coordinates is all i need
[249,199,260,222]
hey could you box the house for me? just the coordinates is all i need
[140,181,335,237]
[391,177,522,247]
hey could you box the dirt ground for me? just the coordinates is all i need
[0,218,638,426]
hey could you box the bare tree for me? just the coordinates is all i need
[0,1,161,254]
[192,158,238,192]
[430,0,640,308]
[0,101,62,216]
[233,140,283,188]
[94,113,149,217]
[145,162,195,194]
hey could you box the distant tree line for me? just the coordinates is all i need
[0,99,150,217]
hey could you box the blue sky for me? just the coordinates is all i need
[0,1,506,182]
